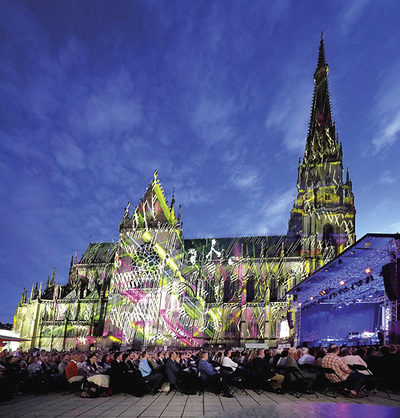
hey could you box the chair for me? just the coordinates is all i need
[62,379,82,397]
[245,366,274,395]
[143,377,156,395]
[321,367,345,398]
[348,364,390,397]
[284,367,318,399]
[167,381,185,395]
[222,366,248,396]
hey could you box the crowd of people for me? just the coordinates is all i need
[1,343,400,402]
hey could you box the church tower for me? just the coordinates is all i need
[288,35,356,271]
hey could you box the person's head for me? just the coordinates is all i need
[340,347,351,356]
[256,348,265,358]
[224,350,231,358]
[88,354,97,364]
[328,345,340,355]
[380,346,390,356]
[71,353,80,362]
[199,351,208,360]
[114,352,123,361]
[357,347,366,358]
[122,353,130,362]
[288,347,297,358]
[170,351,178,361]
[301,347,309,356]
[389,344,397,354]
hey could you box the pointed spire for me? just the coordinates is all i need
[304,34,338,165]
[170,188,175,210]
[178,204,182,223]
[51,267,55,286]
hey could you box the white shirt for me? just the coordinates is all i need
[222,356,238,371]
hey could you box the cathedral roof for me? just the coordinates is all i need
[79,242,118,264]
[184,235,301,260]
[122,170,179,231]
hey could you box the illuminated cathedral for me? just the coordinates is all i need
[13,37,357,350]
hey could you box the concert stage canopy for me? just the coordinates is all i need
[289,233,400,309]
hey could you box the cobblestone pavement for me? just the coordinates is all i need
[1,390,400,417]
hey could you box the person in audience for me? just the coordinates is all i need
[86,353,110,392]
[65,354,85,383]
[221,350,238,372]
[298,348,315,365]
[251,348,285,393]
[198,351,233,397]
[165,351,183,386]
[58,353,70,376]
[277,349,288,367]
[321,345,366,398]
[138,351,163,393]
[284,347,316,389]
[340,347,371,375]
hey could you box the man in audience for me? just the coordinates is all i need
[322,345,366,398]
[252,348,285,393]
[138,351,163,393]
[58,353,70,376]
[298,348,315,365]
[165,351,183,386]
[198,351,233,397]
[65,354,85,383]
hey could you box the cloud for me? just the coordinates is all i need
[338,0,373,35]
[264,80,310,153]
[370,62,400,153]
[379,170,396,185]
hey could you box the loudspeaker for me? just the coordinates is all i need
[287,311,294,329]
[382,259,400,301]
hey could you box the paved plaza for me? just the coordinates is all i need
[1,390,400,418]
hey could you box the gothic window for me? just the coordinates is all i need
[322,223,335,247]
[246,276,255,302]
[223,277,235,302]
[205,278,215,303]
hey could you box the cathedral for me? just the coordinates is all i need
[13,37,356,350]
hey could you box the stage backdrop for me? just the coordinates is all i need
[300,303,381,344]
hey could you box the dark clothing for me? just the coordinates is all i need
[166,358,182,385]
[252,356,276,380]
[198,359,230,394]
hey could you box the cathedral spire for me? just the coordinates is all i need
[304,34,338,166]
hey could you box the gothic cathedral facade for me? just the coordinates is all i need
[13,37,356,350]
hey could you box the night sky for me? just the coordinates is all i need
[1,1,400,324]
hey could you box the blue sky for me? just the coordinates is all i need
[1,1,400,324]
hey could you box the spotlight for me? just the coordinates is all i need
[340,280,346,286]
[310,296,314,301]
[365,268,372,274]
[319,290,327,296]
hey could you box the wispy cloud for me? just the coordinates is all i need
[338,0,373,35]
[265,81,310,153]
[370,61,400,153]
